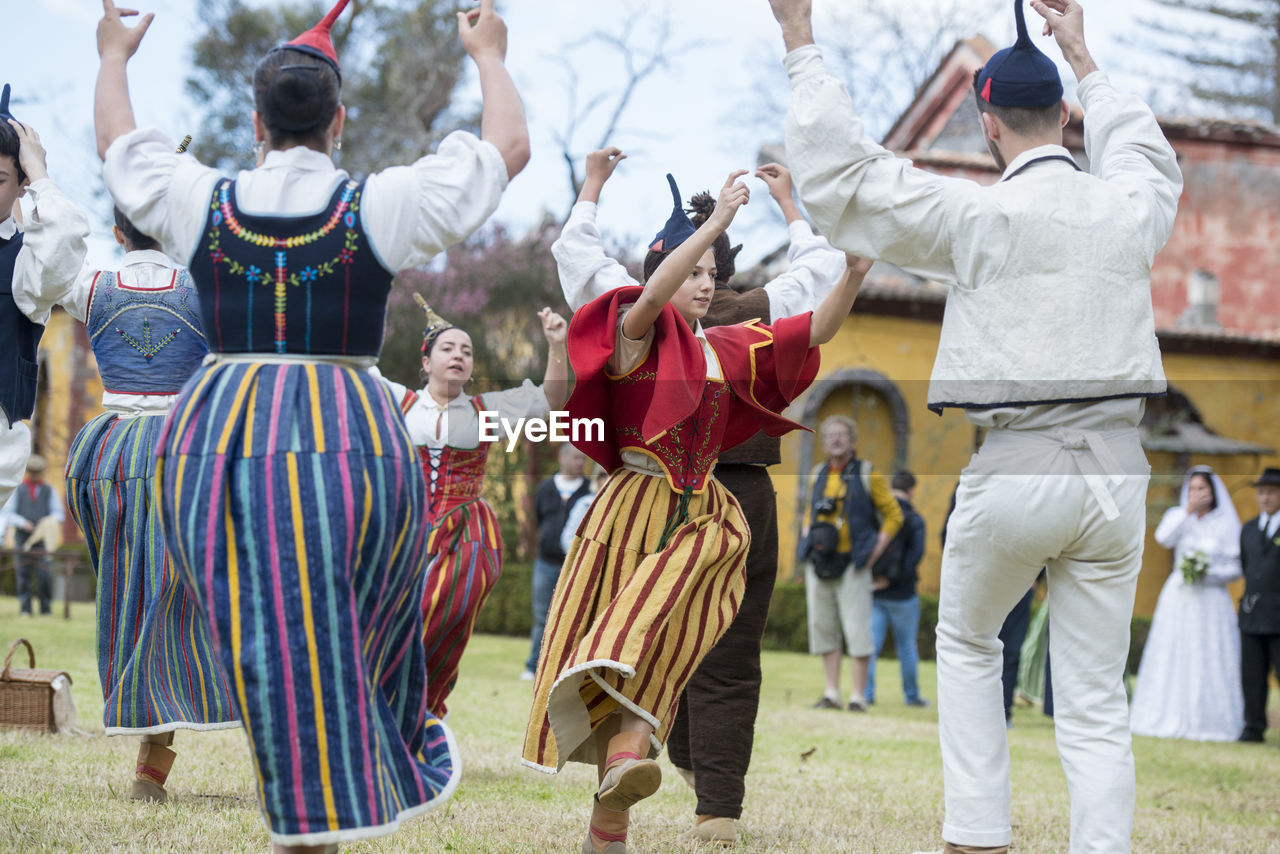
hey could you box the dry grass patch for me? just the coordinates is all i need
[1,596,1278,852]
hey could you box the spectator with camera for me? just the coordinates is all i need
[803,415,902,711]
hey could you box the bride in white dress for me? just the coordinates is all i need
[1131,466,1244,740]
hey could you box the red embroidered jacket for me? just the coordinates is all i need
[565,286,819,493]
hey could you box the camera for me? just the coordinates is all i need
[813,497,838,516]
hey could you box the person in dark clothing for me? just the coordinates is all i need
[868,471,929,706]
[522,443,592,679]
[1238,467,1280,743]
[5,454,63,615]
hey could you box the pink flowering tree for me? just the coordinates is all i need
[380,218,639,557]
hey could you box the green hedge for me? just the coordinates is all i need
[473,563,1153,669]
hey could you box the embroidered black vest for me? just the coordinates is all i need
[0,233,45,426]
[188,178,395,356]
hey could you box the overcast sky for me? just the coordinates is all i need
[11,0,1209,272]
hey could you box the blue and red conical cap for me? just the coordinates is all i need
[649,174,698,253]
[275,0,351,80]
[974,0,1063,108]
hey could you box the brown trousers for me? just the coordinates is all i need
[667,464,779,819]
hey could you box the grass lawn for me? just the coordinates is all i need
[1,596,1278,852]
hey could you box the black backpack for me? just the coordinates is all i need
[806,521,850,580]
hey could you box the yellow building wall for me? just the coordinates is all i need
[771,311,1280,618]
[31,308,103,539]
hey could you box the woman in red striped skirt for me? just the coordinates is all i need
[522,169,865,853]
[381,298,568,717]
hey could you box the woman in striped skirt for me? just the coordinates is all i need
[383,299,568,717]
[27,208,239,801]
[522,170,863,854]
[96,0,528,847]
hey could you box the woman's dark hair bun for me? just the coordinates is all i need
[253,50,340,142]
[686,191,716,227]
[266,68,326,134]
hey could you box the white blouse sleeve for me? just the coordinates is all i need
[102,128,224,266]
[1204,518,1242,583]
[361,131,509,271]
[608,304,653,376]
[551,201,640,310]
[763,219,848,320]
[11,179,92,325]
[1154,506,1190,549]
[479,379,551,421]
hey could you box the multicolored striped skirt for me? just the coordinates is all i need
[65,411,238,734]
[421,497,502,718]
[155,361,456,845]
[522,469,749,772]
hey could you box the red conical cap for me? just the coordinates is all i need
[283,0,351,73]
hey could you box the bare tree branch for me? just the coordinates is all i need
[547,2,705,214]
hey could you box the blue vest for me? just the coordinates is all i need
[0,232,44,427]
[810,458,880,568]
[187,178,395,356]
[86,267,208,394]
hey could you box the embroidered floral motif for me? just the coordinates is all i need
[205,179,364,352]
[116,315,181,363]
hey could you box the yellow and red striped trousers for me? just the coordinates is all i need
[522,468,749,771]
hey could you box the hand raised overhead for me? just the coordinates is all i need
[7,120,49,184]
[458,0,507,62]
[98,0,154,61]
[585,147,627,187]
[538,307,568,346]
[710,170,750,229]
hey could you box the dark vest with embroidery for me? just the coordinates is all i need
[0,233,44,426]
[188,178,394,356]
[86,268,207,395]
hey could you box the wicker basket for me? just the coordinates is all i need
[0,638,73,734]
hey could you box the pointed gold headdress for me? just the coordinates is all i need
[414,292,456,354]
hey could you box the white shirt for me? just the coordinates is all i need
[1261,513,1280,539]
[103,128,509,274]
[552,200,848,316]
[385,380,550,450]
[553,474,586,498]
[783,45,1181,412]
[6,179,91,326]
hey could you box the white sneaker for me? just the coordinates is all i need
[518,669,536,681]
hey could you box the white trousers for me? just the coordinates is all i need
[937,423,1148,853]
[0,421,32,509]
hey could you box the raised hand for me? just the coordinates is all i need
[538,307,568,346]
[97,0,154,61]
[1029,0,1097,79]
[585,147,627,187]
[711,170,750,229]
[7,120,48,183]
[755,163,794,203]
[766,0,815,52]
[458,0,507,63]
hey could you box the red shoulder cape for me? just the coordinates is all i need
[565,286,819,475]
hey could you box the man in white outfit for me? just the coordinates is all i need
[766,1,1182,852]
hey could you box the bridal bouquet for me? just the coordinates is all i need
[1178,549,1210,585]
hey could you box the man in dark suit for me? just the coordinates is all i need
[1239,467,1280,743]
